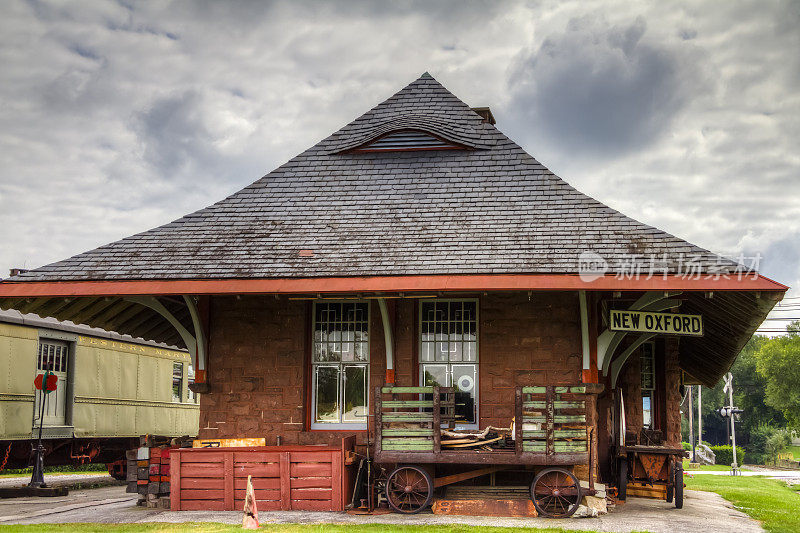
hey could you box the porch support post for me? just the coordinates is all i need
[377,298,394,385]
[123,295,208,391]
[183,295,208,388]
[579,291,596,382]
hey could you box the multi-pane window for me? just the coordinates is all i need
[172,362,183,402]
[641,342,655,429]
[312,302,369,428]
[419,300,478,426]
[37,341,68,372]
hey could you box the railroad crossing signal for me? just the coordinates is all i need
[33,371,58,393]
[716,407,743,418]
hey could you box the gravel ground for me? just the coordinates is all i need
[0,473,121,489]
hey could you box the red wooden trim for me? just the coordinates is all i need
[223,453,234,510]
[280,452,291,510]
[331,450,342,511]
[0,273,787,298]
[352,145,466,153]
[171,450,181,511]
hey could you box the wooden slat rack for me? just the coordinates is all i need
[374,385,595,466]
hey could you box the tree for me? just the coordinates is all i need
[698,335,786,446]
[755,321,800,429]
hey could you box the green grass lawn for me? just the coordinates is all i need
[790,445,800,460]
[0,525,605,533]
[685,474,800,532]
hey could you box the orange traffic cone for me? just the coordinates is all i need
[242,474,259,529]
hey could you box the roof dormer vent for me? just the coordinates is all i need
[350,129,466,153]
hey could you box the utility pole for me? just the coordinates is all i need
[722,373,740,475]
[697,386,702,448]
[688,385,695,462]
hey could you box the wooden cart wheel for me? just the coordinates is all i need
[385,465,433,514]
[530,467,582,518]
[673,462,684,509]
[618,458,628,501]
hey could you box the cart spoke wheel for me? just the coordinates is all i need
[530,467,582,518]
[386,465,433,514]
[673,463,684,509]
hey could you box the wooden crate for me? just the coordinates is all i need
[170,439,354,512]
[519,386,589,455]
[376,386,454,453]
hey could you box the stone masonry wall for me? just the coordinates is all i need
[198,293,584,446]
[480,292,583,429]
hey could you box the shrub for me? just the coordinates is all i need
[765,429,792,465]
[682,442,692,451]
[710,445,746,466]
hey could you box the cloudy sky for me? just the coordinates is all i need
[1,0,798,332]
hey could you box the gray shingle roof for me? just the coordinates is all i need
[12,73,735,282]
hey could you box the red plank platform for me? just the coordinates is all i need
[170,439,354,512]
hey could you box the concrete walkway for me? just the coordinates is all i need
[0,484,762,532]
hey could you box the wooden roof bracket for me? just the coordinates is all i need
[610,333,657,389]
[123,295,208,392]
[598,291,683,381]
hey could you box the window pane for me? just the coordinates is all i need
[315,365,340,423]
[642,393,652,428]
[172,362,183,402]
[452,364,477,424]
[422,364,448,387]
[342,365,367,423]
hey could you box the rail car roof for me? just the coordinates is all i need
[0,308,185,352]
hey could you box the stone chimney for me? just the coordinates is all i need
[471,107,496,125]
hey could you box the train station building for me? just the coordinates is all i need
[0,74,787,512]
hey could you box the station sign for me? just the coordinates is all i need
[609,310,703,336]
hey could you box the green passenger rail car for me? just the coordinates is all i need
[0,309,199,475]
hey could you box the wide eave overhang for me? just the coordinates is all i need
[0,273,788,297]
[0,273,787,388]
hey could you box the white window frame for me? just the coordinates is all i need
[418,298,479,429]
[311,301,370,430]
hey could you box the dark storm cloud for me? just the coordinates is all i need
[507,15,703,158]
[133,90,214,174]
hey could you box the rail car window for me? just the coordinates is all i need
[419,300,479,427]
[37,341,67,372]
[172,362,183,402]
[641,342,655,429]
[311,302,369,429]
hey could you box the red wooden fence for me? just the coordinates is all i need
[170,440,354,512]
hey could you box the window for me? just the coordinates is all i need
[641,342,655,429]
[37,341,68,373]
[419,300,478,426]
[312,302,369,429]
[172,362,183,402]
